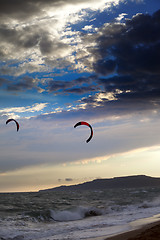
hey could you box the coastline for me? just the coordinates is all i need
[87,215,160,240]
[105,220,160,240]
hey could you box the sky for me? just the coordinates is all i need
[0,0,160,192]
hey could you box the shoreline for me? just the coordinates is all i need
[105,220,160,240]
[87,215,160,240]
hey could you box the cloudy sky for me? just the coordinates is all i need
[0,0,160,192]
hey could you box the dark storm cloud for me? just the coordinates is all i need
[0,24,42,63]
[0,23,70,77]
[7,76,43,92]
[74,9,160,114]
[0,25,18,43]
[98,74,160,95]
[0,23,62,66]
[78,74,160,116]
[93,59,116,75]
[48,75,99,94]
[92,9,160,76]
[0,24,42,50]
[0,1,72,66]
[0,0,65,21]
[126,10,160,44]
[0,0,102,22]
[0,0,40,21]
[39,35,68,56]
[0,77,7,86]
[48,80,73,92]
[114,41,160,75]
[65,86,98,94]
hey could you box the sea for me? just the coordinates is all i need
[1,187,160,240]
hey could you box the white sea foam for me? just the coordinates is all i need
[50,206,102,221]
[50,208,85,221]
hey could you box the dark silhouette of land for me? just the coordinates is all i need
[39,175,160,192]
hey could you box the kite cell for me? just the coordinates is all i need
[74,121,93,143]
[6,119,19,132]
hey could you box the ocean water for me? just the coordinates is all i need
[1,187,160,240]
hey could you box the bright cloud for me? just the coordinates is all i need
[0,103,48,118]
[0,0,125,77]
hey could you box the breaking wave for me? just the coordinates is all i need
[25,206,102,222]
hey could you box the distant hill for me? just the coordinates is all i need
[39,175,160,192]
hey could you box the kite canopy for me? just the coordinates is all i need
[6,119,19,132]
[74,121,93,143]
